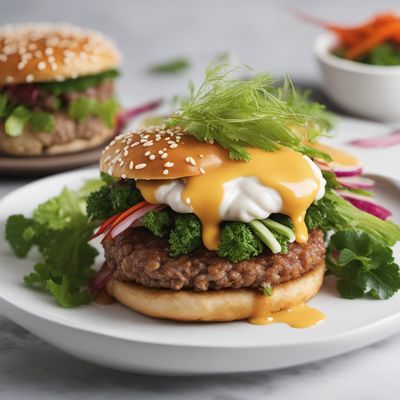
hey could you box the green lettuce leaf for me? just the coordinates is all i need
[38,69,120,94]
[68,97,119,127]
[29,111,55,133]
[5,186,99,307]
[5,106,31,136]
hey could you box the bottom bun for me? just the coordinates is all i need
[44,129,113,155]
[106,261,325,322]
[0,115,114,156]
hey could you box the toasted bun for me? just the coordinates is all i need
[100,126,229,179]
[106,261,325,322]
[0,23,120,85]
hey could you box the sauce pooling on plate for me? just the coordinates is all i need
[249,299,325,328]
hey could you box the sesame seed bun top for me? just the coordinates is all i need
[100,126,229,180]
[0,23,121,85]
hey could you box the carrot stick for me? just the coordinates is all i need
[345,20,400,59]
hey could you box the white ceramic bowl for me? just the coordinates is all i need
[315,33,400,122]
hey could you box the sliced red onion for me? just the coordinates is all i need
[332,166,363,177]
[110,203,161,238]
[316,161,362,177]
[337,176,375,189]
[89,263,114,292]
[336,190,392,220]
[116,99,163,134]
[349,130,400,148]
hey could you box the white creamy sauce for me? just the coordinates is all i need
[152,156,326,222]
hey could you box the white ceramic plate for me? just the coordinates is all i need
[0,117,399,375]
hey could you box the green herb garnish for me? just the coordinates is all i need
[168,62,333,161]
[149,58,190,74]
[327,230,400,299]
[86,177,143,221]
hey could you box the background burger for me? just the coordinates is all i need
[0,23,120,156]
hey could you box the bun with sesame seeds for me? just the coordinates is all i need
[0,23,120,85]
[0,23,121,157]
[100,126,230,180]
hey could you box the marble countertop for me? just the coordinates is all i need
[1,0,400,398]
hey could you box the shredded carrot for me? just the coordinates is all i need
[346,20,400,59]
[110,201,148,227]
[293,10,400,60]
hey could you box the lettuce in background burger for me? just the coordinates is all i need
[0,23,120,156]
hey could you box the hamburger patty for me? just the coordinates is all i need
[103,228,326,291]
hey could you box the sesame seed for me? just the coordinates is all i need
[37,61,46,70]
[199,167,206,174]
[135,163,147,170]
[158,150,164,155]
[186,197,191,205]
[144,151,151,156]
[164,161,174,167]
[17,62,25,70]
[26,74,34,82]
[163,169,169,175]
[129,161,134,170]
[169,143,178,149]
[130,142,139,148]
[115,148,120,154]
[121,174,127,179]
[149,155,156,160]
[143,141,154,147]
[45,47,54,56]
[199,154,204,158]
[155,136,161,141]
[161,153,168,159]
[123,151,129,157]
[189,157,196,166]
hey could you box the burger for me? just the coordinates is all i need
[0,23,120,156]
[85,63,400,324]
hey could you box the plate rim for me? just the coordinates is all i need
[0,166,399,349]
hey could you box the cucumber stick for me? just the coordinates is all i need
[261,218,295,242]
[249,220,281,254]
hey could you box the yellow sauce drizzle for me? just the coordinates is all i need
[313,143,360,167]
[249,300,325,328]
[138,147,321,250]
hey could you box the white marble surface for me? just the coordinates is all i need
[1,0,400,398]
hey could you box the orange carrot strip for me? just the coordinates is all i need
[345,20,400,59]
